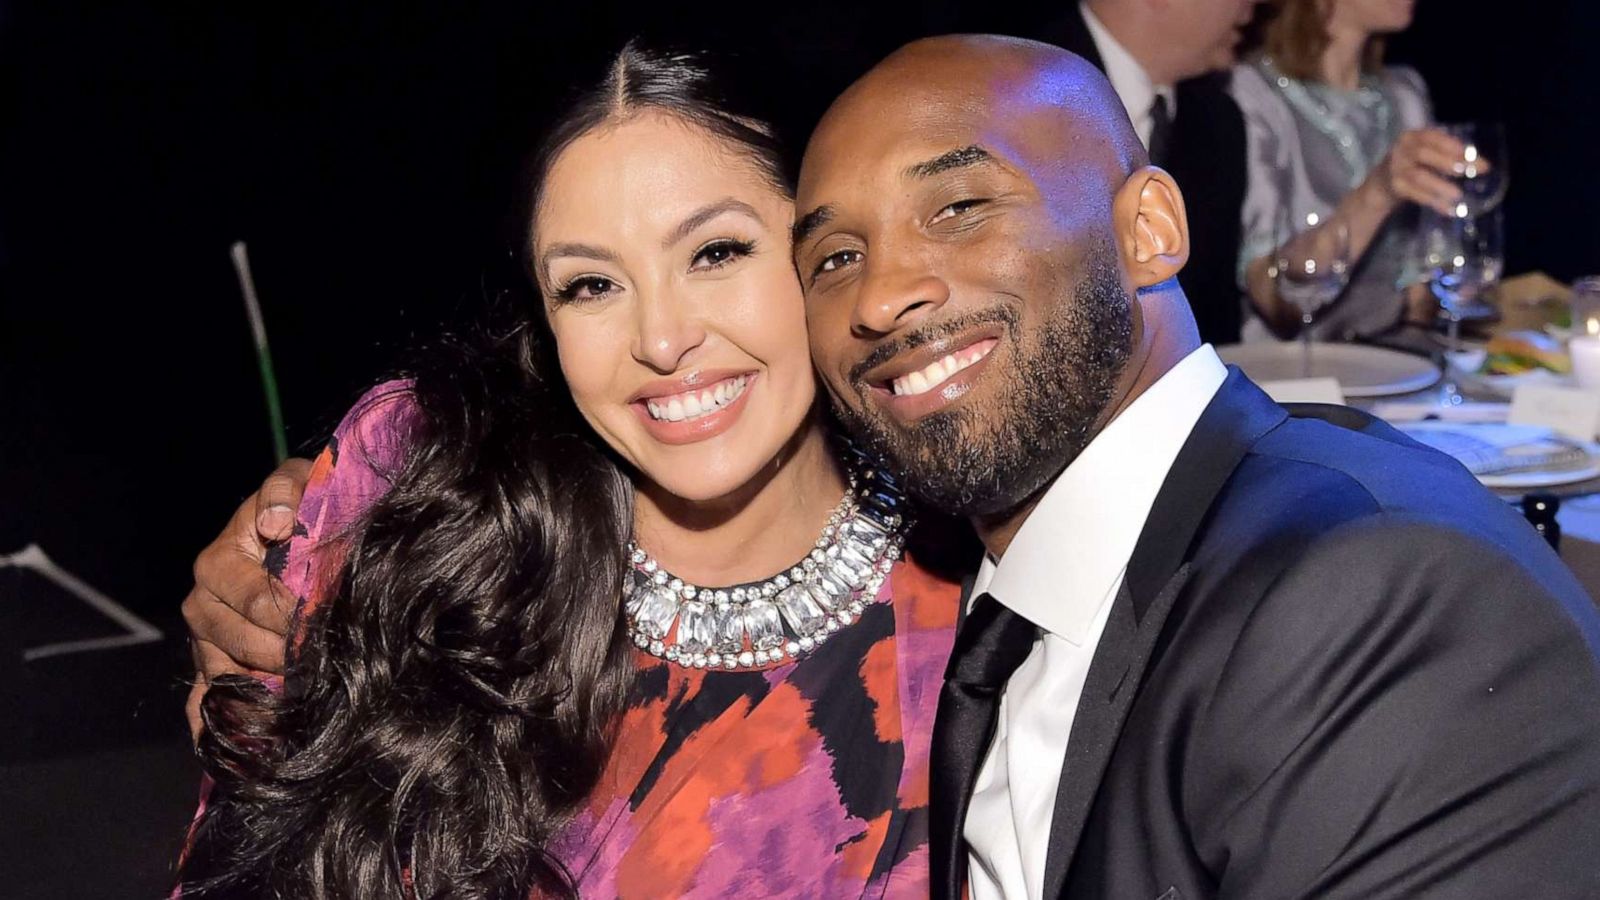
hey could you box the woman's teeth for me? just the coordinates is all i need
[646,375,748,422]
[891,342,994,397]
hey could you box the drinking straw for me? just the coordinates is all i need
[230,241,288,462]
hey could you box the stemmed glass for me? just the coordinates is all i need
[1439,122,1508,219]
[1422,205,1504,402]
[1272,209,1352,377]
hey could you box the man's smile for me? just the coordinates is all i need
[860,325,1006,422]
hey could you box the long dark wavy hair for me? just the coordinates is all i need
[178,41,795,900]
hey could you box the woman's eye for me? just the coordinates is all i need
[690,239,755,271]
[930,198,988,225]
[556,276,617,302]
[813,249,863,279]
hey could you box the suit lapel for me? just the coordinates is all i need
[1039,567,1192,897]
[1039,370,1288,896]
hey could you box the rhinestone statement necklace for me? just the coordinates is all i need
[623,465,909,671]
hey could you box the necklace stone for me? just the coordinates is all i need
[623,464,909,671]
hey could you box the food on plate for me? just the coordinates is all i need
[1480,330,1573,376]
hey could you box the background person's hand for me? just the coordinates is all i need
[181,457,311,742]
[1369,127,1476,217]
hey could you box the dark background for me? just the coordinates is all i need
[1,1,1596,895]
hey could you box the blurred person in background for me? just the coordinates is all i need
[1030,0,1264,345]
[1234,0,1469,341]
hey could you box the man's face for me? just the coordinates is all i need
[795,75,1135,518]
[1154,0,1262,79]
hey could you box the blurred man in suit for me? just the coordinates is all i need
[1033,0,1261,345]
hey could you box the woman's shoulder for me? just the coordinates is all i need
[1380,64,1429,99]
[1380,64,1432,126]
[1227,57,1296,124]
[1228,57,1279,99]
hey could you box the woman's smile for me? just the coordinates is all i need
[631,371,757,444]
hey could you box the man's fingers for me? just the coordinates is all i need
[186,680,208,745]
[183,586,291,673]
[256,458,313,541]
[192,529,295,635]
[186,641,262,744]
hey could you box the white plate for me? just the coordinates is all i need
[1217,342,1441,398]
[1398,421,1600,489]
[1479,461,1600,489]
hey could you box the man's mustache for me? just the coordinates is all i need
[846,307,1019,386]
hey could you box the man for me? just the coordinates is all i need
[187,36,1600,898]
[1015,0,1259,345]
[792,36,1600,898]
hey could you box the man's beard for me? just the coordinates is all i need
[835,245,1134,519]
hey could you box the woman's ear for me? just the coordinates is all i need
[1111,165,1191,289]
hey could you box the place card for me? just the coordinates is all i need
[1508,384,1600,441]
[1256,377,1346,406]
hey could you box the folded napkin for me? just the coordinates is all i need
[1397,422,1594,477]
[1373,400,1510,424]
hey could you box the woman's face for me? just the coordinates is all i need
[1328,0,1414,36]
[535,111,812,503]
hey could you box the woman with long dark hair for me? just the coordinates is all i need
[176,42,963,898]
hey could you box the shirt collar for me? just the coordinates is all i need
[1079,2,1175,145]
[971,345,1227,642]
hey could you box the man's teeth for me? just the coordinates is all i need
[646,375,748,422]
[891,344,994,397]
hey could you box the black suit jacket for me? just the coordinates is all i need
[938,370,1600,898]
[1035,9,1248,345]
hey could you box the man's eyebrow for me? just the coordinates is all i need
[664,198,764,249]
[902,145,995,179]
[792,204,835,246]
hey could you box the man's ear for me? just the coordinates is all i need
[1111,166,1190,289]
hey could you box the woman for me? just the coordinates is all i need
[178,43,965,899]
[1233,0,1470,341]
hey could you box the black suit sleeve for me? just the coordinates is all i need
[1186,514,1600,898]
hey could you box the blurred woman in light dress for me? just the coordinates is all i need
[1233,0,1469,342]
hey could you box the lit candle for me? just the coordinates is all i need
[1571,323,1600,390]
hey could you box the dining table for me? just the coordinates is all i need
[1223,272,1600,603]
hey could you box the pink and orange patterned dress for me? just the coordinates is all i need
[269,382,962,898]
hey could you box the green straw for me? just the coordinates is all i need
[230,241,288,463]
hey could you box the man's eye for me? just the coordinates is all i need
[814,249,863,278]
[929,198,989,225]
[555,276,616,303]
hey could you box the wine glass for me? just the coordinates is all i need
[1439,122,1508,219]
[1273,209,1352,377]
[1422,206,1503,401]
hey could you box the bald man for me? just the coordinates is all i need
[796,36,1600,900]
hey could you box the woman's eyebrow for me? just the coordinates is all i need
[663,198,764,249]
[542,242,619,271]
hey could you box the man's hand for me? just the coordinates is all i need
[182,458,311,742]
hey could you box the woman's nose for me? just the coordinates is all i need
[631,290,708,373]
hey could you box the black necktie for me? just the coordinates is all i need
[1148,93,1173,169]
[929,593,1041,900]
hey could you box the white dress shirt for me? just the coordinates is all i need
[964,345,1229,900]
[1080,2,1176,151]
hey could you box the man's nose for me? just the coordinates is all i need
[851,260,951,337]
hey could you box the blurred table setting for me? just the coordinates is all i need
[1221,272,1600,589]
